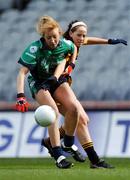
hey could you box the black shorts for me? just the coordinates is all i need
[59,75,72,86]
[35,77,68,97]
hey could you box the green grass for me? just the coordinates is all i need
[0,158,130,180]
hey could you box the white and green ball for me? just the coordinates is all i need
[34,105,56,127]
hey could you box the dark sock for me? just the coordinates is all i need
[59,126,65,139]
[82,142,100,164]
[52,146,63,160]
[41,137,50,146]
[64,134,74,147]
[41,126,65,146]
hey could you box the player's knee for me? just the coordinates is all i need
[79,113,90,125]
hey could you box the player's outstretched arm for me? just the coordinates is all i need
[43,59,67,90]
[84,37,127,46]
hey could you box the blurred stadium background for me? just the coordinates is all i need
[0,0,130,159]
[0,0,129,102]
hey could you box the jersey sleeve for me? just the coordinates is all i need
[70,41,74,54]
[67,40,75,54]
[63,38,75,54]
[18,42,38,71]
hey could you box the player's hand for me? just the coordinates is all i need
[46,76,58,86]
[43,76,58,90]
[16,93,30,112]
[36,76,59,91]
[108,39,127,45]
[65,62,75,74]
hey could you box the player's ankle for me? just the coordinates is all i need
[64,134,74,147]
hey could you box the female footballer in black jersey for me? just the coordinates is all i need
[42,20,127,168]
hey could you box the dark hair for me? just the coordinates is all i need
[63,20,80,41]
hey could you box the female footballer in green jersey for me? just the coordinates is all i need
[16,16,81,169]
[42,20,127,168]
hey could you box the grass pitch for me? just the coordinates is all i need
[0,158,130,180]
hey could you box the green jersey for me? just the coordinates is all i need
[18,37,74,81]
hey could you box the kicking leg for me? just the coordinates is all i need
[35,89,73,168]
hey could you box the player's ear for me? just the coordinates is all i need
[59,31,62,35]
[59,27,63,35]
[69,30,73,37]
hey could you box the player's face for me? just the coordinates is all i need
[70,26,87,47]
[44,28,61,49]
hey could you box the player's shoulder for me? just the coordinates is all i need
[83,37,88,45]
[25,39,42,53]
[20,40,41,64]
[62,38,74,47]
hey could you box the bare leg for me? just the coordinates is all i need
[54,82,79,136]
[74,101,92,144]
[35,89,60,147]
[58,101,92,144]
[35,89,74,168]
